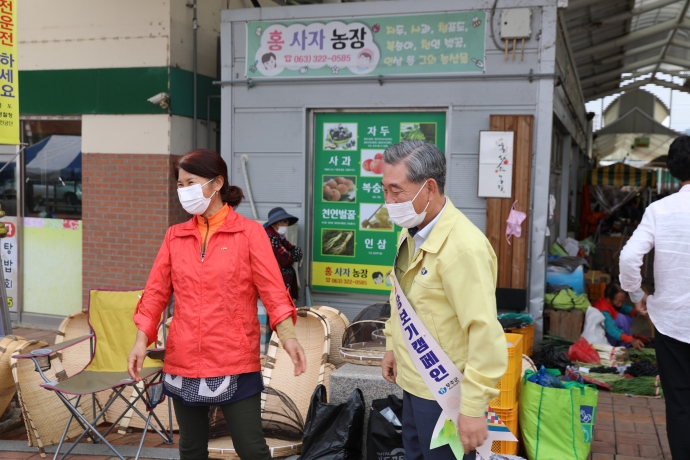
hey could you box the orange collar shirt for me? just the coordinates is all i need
[134,205,297,378]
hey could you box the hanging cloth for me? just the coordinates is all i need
[505,200,527,245]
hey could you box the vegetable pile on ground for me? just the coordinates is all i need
[589,366,618,374]
[628,347,657,363]
[626,360,659,377]
[611,376,663,397]
[540,334,574,352]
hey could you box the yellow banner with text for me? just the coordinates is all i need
[312,261,393,294]
[0,0,18,145]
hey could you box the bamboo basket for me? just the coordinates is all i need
[0,335,24,416]
[53,312,106,422]
[323,363,336,402]
[54,311,92,381]
[339,319,388,366]
[312,306,350,363]
[208,308,330,459]
[11,340,93,457]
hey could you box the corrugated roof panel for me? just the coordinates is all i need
[564,0,690,101]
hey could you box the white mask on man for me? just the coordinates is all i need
[177,179,216,215]
[385,180,430,228]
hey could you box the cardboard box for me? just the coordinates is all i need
[585,270,611,285]
[544,309,585,342]
[587,283,606,302]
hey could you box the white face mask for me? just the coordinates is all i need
[385,180,430,228]
[276,226,289,236]
[177,179,216,215]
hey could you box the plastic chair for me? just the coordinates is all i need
[15,289,173,460]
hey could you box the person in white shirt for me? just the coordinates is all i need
[619,135,690,460]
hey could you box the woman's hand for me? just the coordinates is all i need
[631,338,645,351]
[283,338,307,376]
[127,330,149,382]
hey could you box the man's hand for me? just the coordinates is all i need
[631,338,645,351]
[283,338,307,376]
[381,350,397,384]
[459,414,488,454]
[634,293,648,315]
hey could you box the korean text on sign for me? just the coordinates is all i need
[0,0,17,144]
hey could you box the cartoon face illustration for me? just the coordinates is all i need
[261,52,277,70]
[373,271,384,285]
[357,52,373,70]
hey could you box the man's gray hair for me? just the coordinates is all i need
[383,140,446,193]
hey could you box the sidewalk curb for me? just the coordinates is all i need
[0,440,179,459]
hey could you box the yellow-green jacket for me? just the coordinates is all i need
[384,199,508,417]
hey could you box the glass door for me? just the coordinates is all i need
[20,118,83,320]
[0,147,20,318]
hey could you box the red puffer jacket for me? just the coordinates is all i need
[133,208,297,378]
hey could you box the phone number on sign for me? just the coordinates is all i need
[286,55,352,63]
[325,278,368,286]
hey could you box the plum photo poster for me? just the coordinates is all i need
[312,112,446,295]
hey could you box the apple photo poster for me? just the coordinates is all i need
[361,149,384,176]
[477,131,514,198]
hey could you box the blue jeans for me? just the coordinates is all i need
[402,391,476,460]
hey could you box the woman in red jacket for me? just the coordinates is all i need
[128,149,306,460]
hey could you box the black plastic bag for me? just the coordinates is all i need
[367,395,404,460]
[301,384,365,460]
[534,346,572,374]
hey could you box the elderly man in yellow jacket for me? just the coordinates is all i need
[381,140,508,460]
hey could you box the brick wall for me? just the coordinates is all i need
[82,153,189,310]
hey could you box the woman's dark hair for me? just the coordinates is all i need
[261,52,276,64]
[667,135,690,182]
[605,282,625,301]
[373,271,383,279]
[174,149,244,208]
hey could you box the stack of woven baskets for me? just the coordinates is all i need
[207,305,350,460]
[2,312,103,457]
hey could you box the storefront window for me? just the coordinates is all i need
[21,119,82,219]
[0,154,17,217]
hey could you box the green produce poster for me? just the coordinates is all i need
[312,112,446,295]
[246,12,486,78]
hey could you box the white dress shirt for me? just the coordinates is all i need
[412,197,448,254]
[619,184,690,344]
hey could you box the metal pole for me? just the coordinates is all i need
[213,71,560,87]
[0,247,11,335]
[192,0,198,150]
[207,95,220,149]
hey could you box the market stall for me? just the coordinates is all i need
[219,0,589,344]
[580,162,656,284]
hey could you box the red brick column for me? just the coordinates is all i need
[82,153,189,310]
